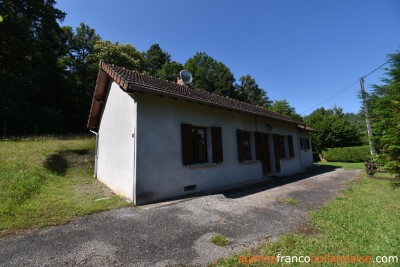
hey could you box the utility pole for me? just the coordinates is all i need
[360,77,376,156]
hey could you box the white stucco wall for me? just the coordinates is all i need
[134,93,312,204]
[97,81,137,202]
[299,132,314,167]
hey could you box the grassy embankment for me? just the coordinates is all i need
[0,136,129,238]
[212,162,400,267]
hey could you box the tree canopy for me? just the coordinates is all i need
[144,44,170,76]
[369,52,400,175]
[304,107,364,152]
[234,75,272,108]
[184,52,235,97]
[270,100,302,121]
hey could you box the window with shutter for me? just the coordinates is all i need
[242,131,252,160]
[192,126,208,163]
[211,127,223,163]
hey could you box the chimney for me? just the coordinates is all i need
[177,76,184,86]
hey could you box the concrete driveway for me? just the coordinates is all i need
[0,168,359,267]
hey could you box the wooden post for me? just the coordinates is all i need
[360,77,376,156]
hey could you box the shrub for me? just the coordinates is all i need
[322,146,371,163]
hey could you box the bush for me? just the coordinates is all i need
[322,146,371,163]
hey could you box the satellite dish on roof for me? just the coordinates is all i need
[179,70,193,84]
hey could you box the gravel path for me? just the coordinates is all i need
[0,168,360,267]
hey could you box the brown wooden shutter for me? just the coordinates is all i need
[288,135,294,157]
[261,133,272,174]
[211,127,223,163]
[273,134,281,172]
[181,123,193,165]
[300,138,304,150]
[254,132,262,160]
[236,129,244,162]
[306,138,310,149]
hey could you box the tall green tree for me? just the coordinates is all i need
[144,44,171,76]
[234,75,272,108]
[0,0,67,134]
[184,52,235,97]
[157,61,183,82]
[270,100,302,121]
[304,107,364,152]
[90,41,144,72]
[369,52,400,175]
[60,23,100,131]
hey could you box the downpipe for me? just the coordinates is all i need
[90,130,99,178]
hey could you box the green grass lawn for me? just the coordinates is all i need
[315,161,365,170]
[211,175,400,267]
[0,136,129,237]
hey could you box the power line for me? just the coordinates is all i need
[300,59,392,115]
[362,58,392,79]
[300,80,359,114]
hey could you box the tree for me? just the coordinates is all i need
[270,100,302,121]
[234,75,272,108]
[304,107,364,152]
[90,41,144,72]
[369,51,400,175]
[59,23,100,131]
[0,0,67,134]
[184,52,235,97]
[144,44,170,76]
[157,61,183,82]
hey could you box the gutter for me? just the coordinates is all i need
[90,130,99,178]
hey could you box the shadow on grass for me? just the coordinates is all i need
[43,149,91,176]
[390,182,400,190]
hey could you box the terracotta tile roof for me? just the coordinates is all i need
[88,61,306,129]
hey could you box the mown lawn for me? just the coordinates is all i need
[315,161,365,170]
[0,136,129,237]
[211,173,400,266]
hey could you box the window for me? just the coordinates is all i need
[278,135,286,158]
[192,127,208,163]
[181,123,223,165]
[243,131,252,161]
[300,138,310,150]
[237,129,252,162]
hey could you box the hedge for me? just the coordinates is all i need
[321,145,371,163]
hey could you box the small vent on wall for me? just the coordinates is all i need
[184,184,197,192]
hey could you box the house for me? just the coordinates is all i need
[87,61,314,205]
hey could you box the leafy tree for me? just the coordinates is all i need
[157,61,183,82]
[0,0,67,134]
[304,107,364,152]
[369,52,400,175]
[184,52,235,97]
[62,23,100,94]
[234,75,272,108]
[270,100,302,121]
[90,41,144,72]
[144,44,171,76]
[60,23,100,131]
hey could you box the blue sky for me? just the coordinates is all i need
[56,0,400,115]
